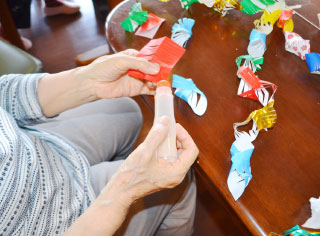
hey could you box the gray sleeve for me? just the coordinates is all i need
[0,73,50,126]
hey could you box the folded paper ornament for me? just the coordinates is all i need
[277,9,294,32]
[198,0,215,7]
[135,13,165,39]
[236,55,264,73]
[180,0,199,9]
[241,0,276,15]
[305,53,320,74]
[284,31,310,60]
[171,18,195,48]
[121,2,148,32]
[303,197,320,229]
[172,74,207,116]
[268,225,320,236]
[128,37,186,82]
[248,29,267,57]
[213,0,242,16]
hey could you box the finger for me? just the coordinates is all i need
[147,81,157,88]
[143,116,170,152]
[176,123,199,167]
[140,85,156,95]
[116,55,160,75]
[120,49,139,57]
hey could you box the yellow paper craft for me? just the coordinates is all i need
[213,0,242,16]
[254,9,281,27]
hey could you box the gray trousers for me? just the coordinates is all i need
[34,98,196,236]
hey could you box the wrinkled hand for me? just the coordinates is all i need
[79,49,159,99]
[101,116,199,202]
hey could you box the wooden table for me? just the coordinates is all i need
[105,1,320,235]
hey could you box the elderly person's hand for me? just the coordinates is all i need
[77,49,160,98]
[38,49,159,117]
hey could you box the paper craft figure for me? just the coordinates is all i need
[135,13,165,39]
[305,53,320,74]
[236,55,264,73]
[269,225,320,236]
[227,133,255,201]
[172,74,207,116]
[180,0,199,9]
[241,0,276,15]
[254,9,281,35]
[303,197,320,229]
[121,2,148,32]
[171,18,195,48]
[198,0,215,7]
[212,0,242,16]
[284,31,310,60]
[237,66,277,106]
[277,9,294,32]
[248,29,267,58]
[128,37,186,82]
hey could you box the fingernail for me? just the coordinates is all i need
[156,116,169,127]
[148,63,160,73]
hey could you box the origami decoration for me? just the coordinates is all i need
[121,2,148,32]
[128,37,186,82]
[269,225,320,236]
[277,9,294,32]
[284,31,310,60]
[240,0,276,15]
[248,29,267,57]
[172,74,207,116]
[303,197,320,229]
[237,66,277,106]
[171,18,195,48]
[135,13,165,39]
[198,0,215,7]
[236,55,264,73]
[180,0,199,9]
[305,53,320,74]
[254,9,281,35]
[212,0,242,16]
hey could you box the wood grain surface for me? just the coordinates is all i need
[105,1,320,235]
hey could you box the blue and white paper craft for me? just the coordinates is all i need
[227,132,255,201]
[248,29,267,58]
[171,18,195,48]
[305,53,320,74]
[172,74,207,116]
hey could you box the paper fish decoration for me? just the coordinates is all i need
[248,29,267,58]
[128,37,186,82]
[269,225,320,236]
[171,18,195,48]
[135,13,165,39]
[241,0,276,15]
[302,197,320,229]
[237,66,277,106]
[212,0,242,16]
[277,9,294,32]
[180,0,199,9]
[121,2,148,32]
[236,55,264,73]
[305,53,320,75]
[172,74,207,116]
[284,31,310,60]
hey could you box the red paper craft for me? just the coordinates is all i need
[128,37,186,82]
[237,66,277,105]
[135,13,165,36]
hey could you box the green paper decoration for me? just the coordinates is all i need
[180,0,199,9]
[241,0,276,15]
[121,2,149,32]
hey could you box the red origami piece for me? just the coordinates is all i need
[128,36,186,82]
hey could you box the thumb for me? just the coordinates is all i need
[143,116,170,152]
[115,55,160,75]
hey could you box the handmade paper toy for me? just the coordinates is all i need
[237,66,277,106]
[284,31,310,60]
[268,225,320,236]
[228,101,276,200]
[212,0,242,16]
[135,13,165,39]
[180,0,199,9]
[172,74,207,116]
[128,37,186,82]
[254,9,281,34]
[198,0,215,7]
[227,132,255,201]
[277,9,294,32]
[247,29,267,58]
[305,53,320,74]
[240,0,276,15]
[303,197,320,229]
[171,18,195,48]
[236,55,264,73]
[121,2,148,32]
